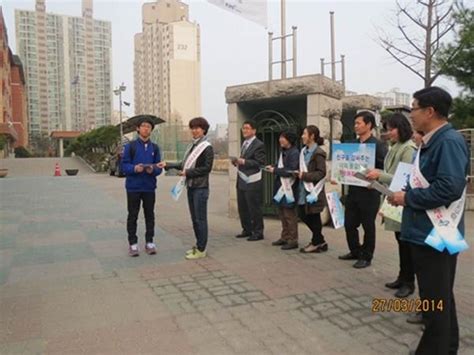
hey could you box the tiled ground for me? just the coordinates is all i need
[0,173,473,354]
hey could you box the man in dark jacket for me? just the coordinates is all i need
[233,121,266,241]
[266,130,300,250]
[389,87,469,355]
[338,111,388,268]
[157,117,214,260]
[121,117,162,257]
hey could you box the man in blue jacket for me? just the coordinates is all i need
[121,117,162,257]
[389,87,469,355]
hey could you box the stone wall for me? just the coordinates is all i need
[225,75,344,218]
[225,74,344,103]
[307,93,342,154]
[342,95,382,111]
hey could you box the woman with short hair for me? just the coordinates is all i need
[157,117,214,260]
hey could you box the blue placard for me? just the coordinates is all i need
[331,143,376,187]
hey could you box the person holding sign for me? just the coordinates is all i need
[366,113,416,298]
[297,125,329,254]
[265,130,300,250]
[121,117,162,257]
[233,121,266,241]
[157,117,214,260]
[338,111,388,268]
[389,87,469,355]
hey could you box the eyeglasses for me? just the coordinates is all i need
[410,106,424,112]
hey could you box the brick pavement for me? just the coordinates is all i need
[0,172,473,354]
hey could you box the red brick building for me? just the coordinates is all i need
[11,55,28,148]
[0,7,28,157]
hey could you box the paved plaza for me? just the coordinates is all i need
[0,161,473,354]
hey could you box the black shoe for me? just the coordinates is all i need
[247,235,264,241]
[394,283,415,298]
[385,278,402,289]
[338,252,358,260]
[281,242,298,250]
[299,242,328,253]
[407,311,424,325]
[353,259,371,269]
[272,239,287,246]
[236,232,251,239]
[314,243,328,253]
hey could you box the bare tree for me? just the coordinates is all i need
[378,0,461,87]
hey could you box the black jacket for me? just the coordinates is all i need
[273,146,299,207]
[167,143,214,189]
[300,147,327,214]
[237,138,266,191]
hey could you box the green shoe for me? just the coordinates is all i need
[185,248,206,260]
[186,247,196,255]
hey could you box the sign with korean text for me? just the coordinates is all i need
[331,143,376,187]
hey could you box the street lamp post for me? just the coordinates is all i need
[113,83,126,146]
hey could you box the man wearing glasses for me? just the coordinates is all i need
[389,87,469,355]
[233,121,266,241]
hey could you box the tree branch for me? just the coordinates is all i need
[385,46,426,81]
[417,1,431,8]
[429,70,443,86]
[436,42,465,71]
[382,38,425,60]
[398,1,427,29]
[432,22,455,44]
[397,20,426,56]
[431,6,452,29]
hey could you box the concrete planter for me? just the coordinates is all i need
[0,168,8,178]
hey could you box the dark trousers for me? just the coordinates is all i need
[411,244,459,355]
[237,187,264,237]
[395,232,415,284]
[278,206,298,242]
[344,192,380,261]
[187,188,209,252]
[298,206,325,245]
[127,191,155,245]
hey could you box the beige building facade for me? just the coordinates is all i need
[134,0,201,125]
[15,0,112,138]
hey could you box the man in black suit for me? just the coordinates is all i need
[338,111,388,269]
[233,121,266,241]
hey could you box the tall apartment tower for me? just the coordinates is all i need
[134,0,201,125]
[15,0,112,137]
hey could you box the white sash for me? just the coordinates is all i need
[238,170,262,183]
[171,141,211,201]
[299,146,326,204]
[273,153,295,204]
[410,149,468,254]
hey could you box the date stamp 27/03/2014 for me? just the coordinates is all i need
[372,298,444,313]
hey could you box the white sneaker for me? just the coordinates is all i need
[145,242,157,255]
[129,244,139,257]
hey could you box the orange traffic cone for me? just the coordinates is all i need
[54,162,61,177]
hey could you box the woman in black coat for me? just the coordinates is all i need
[298,125,328,254]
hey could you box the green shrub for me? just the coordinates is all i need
[14,146,32,158]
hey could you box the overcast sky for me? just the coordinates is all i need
[3,0,470,126]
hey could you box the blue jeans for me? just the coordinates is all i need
[187,188,209,252]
